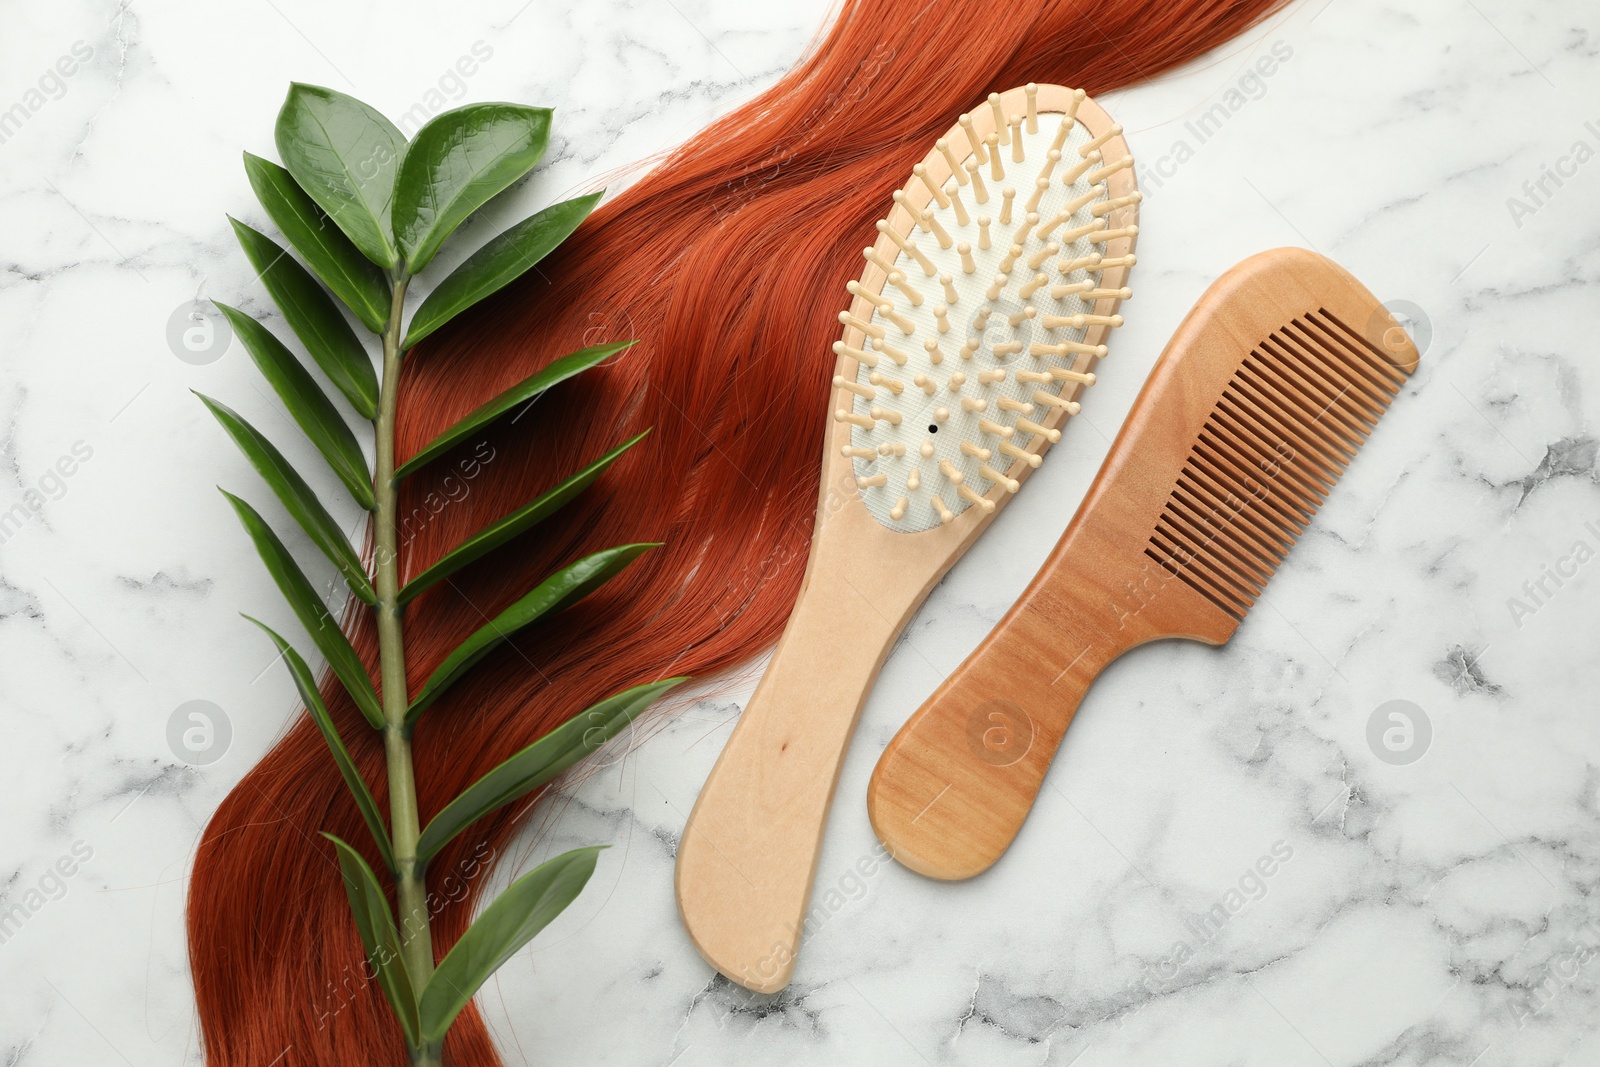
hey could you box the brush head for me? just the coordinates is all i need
[833,84,1138,532]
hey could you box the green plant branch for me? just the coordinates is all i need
[214,85,678,1064]
[371,274,440,1065]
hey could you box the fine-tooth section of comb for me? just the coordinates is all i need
[1145,308,1408,620]
[835,85,1138,532]
[678,84,1137,994]
[867,248,1420,883]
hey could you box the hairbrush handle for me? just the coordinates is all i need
[676,536,921,993]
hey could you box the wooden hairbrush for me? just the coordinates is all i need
[676,84,1139,992]
[867,247,1419,880]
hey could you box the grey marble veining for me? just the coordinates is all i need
[2,0,1598,1064]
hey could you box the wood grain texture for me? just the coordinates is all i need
[867,246,1420,881]
[675,84,1135,993]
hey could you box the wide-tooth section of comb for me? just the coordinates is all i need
[1144,308,1407,619]
[835,87,1137,533]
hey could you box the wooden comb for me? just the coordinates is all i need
[676,84,1138,992]
[867,247,1419,880]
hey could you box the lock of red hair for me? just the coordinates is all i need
[189,1,1288,1062]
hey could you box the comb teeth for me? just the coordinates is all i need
[1144,308,1406,620]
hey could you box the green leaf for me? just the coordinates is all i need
[417,678,683,861]
[399,432,646,604]
[392,103,552,274]
[275,83,405,269]
[229,216,380,419]
[215,302,374,511]
[325,833,421,1045]
[221,489,384,728]
[405,543,655,725]
[243,151,390,333]
[250,618,394,871]
[418,846,600,1043]
[196,392,376,605]
[395,342,632,480]
[402,191,601,349]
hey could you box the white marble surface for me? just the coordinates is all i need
[3,0,1599,1063]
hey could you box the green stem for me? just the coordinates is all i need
[373,274,440,1067]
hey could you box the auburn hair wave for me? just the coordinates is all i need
[189,1,1288,1061]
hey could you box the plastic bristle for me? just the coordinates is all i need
[1144,310,1405,619]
